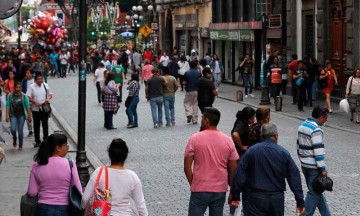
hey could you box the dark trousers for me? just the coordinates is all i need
[306,81,314,103]
[37,203,68,216]
[296,83,306,110]
[60,64,67,77]
[32,110,49,144]
[104,111,114,128]
[282,79,287,95]
[198,101,213,114]
[272,83,282,100]
[248,191,284,216]
[96,82,102,103]
[117,84,123,102]
[292,80,298,103]
[178,75,184,91]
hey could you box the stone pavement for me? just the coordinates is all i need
[45,74,359,216]
[0,116,77,216]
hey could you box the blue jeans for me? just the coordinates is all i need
[37,203,68,216]
[188,192,226,216]
[213,73,222,89]
[10,115,25,147]
[163,95,175,124]
[126,96,139,125]
[150,96,163,125]
[248,191,284,216]
[50,64,58,77]
[244,74,253,95]
[302,167,331,216]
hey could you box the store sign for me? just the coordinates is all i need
[209,30,254,42]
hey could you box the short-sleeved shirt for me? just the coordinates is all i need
[232,121,250,156]
[163,75,177,96]
[147,76,165,98]
[184,69,201,92]
[242,61,253,74]
[184,130,239,192]
[197,77,215,104]
[95,68,106,82]
[49,53,58,65]
[111,65,125,83]
[26,83,53,112]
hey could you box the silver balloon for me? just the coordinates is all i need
[0,0,23,20]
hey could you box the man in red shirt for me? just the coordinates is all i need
[184,107,239,215]
[143,48,153,63]
[288,54,298,104]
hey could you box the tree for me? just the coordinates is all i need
[55,0,79,42]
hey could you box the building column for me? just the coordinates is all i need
[296,0,302,59]
[314,0,318,59]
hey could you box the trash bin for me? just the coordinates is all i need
[275,96,282,111]
[236,90,243,102]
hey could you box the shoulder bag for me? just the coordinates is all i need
[68,159,83,216]
[20,193,38,216]
[41,84,52,114]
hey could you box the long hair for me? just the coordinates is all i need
[234,106,255,127]
[105,72,115,86]
[33,133,67,165]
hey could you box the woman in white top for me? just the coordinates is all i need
[82,138,148,216]
[93,62,106,104]
[177,56,190,91]
[346,68,360,123]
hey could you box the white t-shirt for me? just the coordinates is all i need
[59,54,68,65]
[178,61,190,75]
[95,68,106,82]
[160,56,169,67]
[26,83,53,111]
[82,168,148,216]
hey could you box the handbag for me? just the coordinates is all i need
[295,76,304,86]
[42,84,52,114]
[313,175,333,194]
[125,96,133,108]
[85,166,111,216]
[20,193,37,216]
[68,159,83,216]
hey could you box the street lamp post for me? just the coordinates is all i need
[77,0,90,187]
[260,13,271,105]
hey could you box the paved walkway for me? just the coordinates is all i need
[0,117,76,216]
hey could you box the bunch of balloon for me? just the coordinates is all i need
[28,11,68,49]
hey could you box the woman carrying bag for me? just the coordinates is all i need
[27,133,82,216]
[6,82,32,150]
[103,73,120,129]
[320,62,338,113]
[346,68,360,123]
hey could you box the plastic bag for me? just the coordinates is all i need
[339,99,350,114]
[234,201,243,216]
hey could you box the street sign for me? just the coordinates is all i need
[139,24,152,37]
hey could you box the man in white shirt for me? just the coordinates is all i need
[159,51,170,68]
[59,50,68,78]
[26,73,53,147]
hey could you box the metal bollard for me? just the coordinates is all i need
[236,90,243,102]
[275,96,283,111]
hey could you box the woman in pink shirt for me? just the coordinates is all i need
[141,59,154,85]
[27,133,82,216]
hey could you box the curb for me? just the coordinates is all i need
[217,95,360,135]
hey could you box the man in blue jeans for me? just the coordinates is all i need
[146,68,167,128]
[184,108,239,216]
[297,106,331,216]
[240,54,254,98]
[162,67,179,126]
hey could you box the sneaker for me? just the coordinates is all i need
[127,124,136,128]
[250,94,255,97]
[154,124,159,128]
[28,131,33,137]
[187,116,192,123]
[13,137,17,148]
[245,95,248,98]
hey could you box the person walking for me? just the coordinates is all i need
[269,57,282,101]
[209,54,224,89]
[94,62,106,104]
[111,59,126,103]
[159,51,170,69]
[59,50,68,78]
[247,106,271,146]
[22,69,34,137]
[49,49,58,78]
[132,48,142,72]
[4,70,15,96]
[6,82,32,150]
[28,133,82,216]
[146,68,166,128]
[82,138,148,216]
[346,68,360,123]
[126,73,140,128]
[184,107,239,216]
[197,67,217,113]
[26,73,52,147]
[141,59,154,85]
[103,73,120,130]
[230,123,305,216]
[297,106,331,216]
[320,62,338,113]
[162,67,179,126]
[240,54,254,97]
[183,61,201,124]
[293,61,308,112]
[177,55,190,91]
[288,54,299,104]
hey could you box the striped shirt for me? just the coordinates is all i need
[297,118,326,172]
